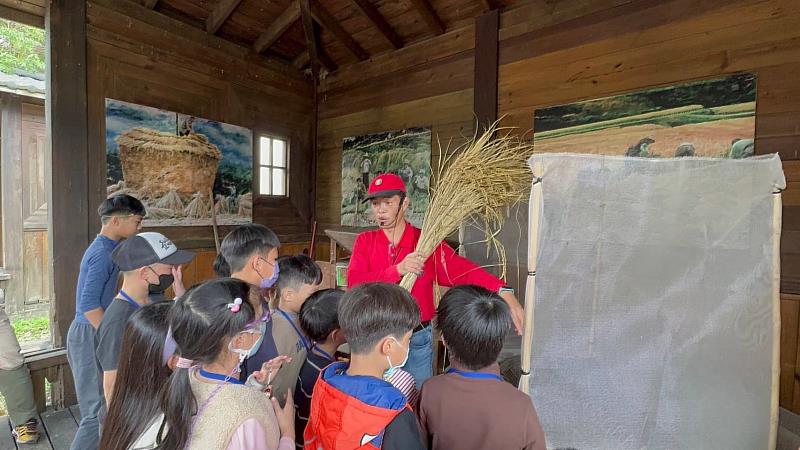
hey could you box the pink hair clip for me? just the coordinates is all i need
[176,357,194,369]
[227,297,243,313]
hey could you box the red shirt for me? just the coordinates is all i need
[347,224,504,321]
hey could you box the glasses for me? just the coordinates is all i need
[258,257,274,267]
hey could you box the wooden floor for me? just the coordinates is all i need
[0,406,80,450]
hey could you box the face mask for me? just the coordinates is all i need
[258,259,280,289]
[229,329,263,363]
[383,337,409,381]
[148,272,174,295]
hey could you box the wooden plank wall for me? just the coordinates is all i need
[315,0,800,412]
[84,0,316,249]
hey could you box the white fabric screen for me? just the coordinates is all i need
[526,153,785,450]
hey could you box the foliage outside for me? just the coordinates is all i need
[0,18,45,74]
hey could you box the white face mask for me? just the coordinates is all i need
[383,337,409,381]
[229,330,263,364]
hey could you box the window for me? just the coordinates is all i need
[258,135,288,197]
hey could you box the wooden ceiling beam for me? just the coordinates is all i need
[292,50,310,69]
[309,1,368,61]
[206,0,243,34]
[253,1,301,54]
[480,0,496,11]
[409,0,445,35]
[299,0,336,74]
[143,0,158,8]
[351,0,402,49]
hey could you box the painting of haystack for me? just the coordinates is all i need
[105,99,253,227]
[341,127,431,227]
[533,73,756,158]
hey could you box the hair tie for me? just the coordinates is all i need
[176,357,194,369]
[227,297,243,313]
[162,327,178,367]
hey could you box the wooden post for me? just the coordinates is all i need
[770,191,782,450]
[473,10,498,134]
[1,95,24,318]
[46,0,90,348]
[519,161,542,394]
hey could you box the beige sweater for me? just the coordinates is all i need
[186,371,280,450]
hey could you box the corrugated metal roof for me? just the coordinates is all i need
[0,70,45,98]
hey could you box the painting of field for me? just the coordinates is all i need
[533,73,756,159]
[341,127,431,227]
[105,99,253,227]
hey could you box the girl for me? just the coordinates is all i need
[99,301,173,450]
[160,278,294,450]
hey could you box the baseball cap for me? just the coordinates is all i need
[112,232,195,271]
[363,173,406,202]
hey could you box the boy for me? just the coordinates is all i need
[303,283,424,450]
[295,289,418,448]
[262,254,322,404]
[417,285,546,450]
[96,232,193,404]
[67,194,144,450]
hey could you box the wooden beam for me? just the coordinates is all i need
[474,9,498,132]
[293,50,310,69]
[206,0,243,34]
[46,0,90,348]
[351,0,402,49]
[309,0,369,61]
[0,4,44,28]
[299,0,336,74]
[143,0,158,8]
[409,0,445,35]
[253,1,301,53]
[480,0,496,11]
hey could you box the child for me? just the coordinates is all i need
[96,232,194,405]
[303,283,424,450]
[215,225,282,377]
[67,194,145,450]
[417,285,546,450]
[294,289,418,447]
[99,302,173,450]
[160,278,295,450]
[261,255,322,404]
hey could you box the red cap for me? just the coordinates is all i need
[364,173,406,201]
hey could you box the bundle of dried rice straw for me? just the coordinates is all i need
[399,121,534,291]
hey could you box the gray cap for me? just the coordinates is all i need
[112,232,195,271]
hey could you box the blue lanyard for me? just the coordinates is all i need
[311,344,335,362]
[446,368,503,381]
[198,368,244,385]
[118,291,141,310]
[277,309,310,351]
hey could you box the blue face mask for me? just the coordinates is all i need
[383,337,409,381]
[258,258,280,289]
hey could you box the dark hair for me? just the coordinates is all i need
[213,253,231,277]
[218,224,280,274]
[275,254,322,295]
[300,289,344,343]
[99,194,146,223]
[100,302,172,450]
[159,278,256,449]
[436,285,510,370]
[338,283,419,354]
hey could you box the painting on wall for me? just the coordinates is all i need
[533,73,757,158]
[105,99,253,227]
[340,127,431,227]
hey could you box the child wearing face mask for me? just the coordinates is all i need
[160,278,295,450]
[95,232,194,407]
[303,283,425,450]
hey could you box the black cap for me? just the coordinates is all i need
[112,232,195,271]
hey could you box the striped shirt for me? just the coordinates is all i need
[387,368,419,408]
[294,350,333,448]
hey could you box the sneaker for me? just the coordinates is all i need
[12,418,40,444]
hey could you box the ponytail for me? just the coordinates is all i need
[158,367,195,449]
[213,253,231,278]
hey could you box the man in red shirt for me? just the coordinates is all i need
[347,173,524,387]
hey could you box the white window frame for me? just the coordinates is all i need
[257,134,289,197]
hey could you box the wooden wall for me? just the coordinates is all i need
[315,0,800,412]
[85,0,316,249]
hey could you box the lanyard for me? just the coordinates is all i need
[446,368,503,381]
[198,368,244,385]
[118,290,141,310]
[277,309,310,351]
[311,344,335,362]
